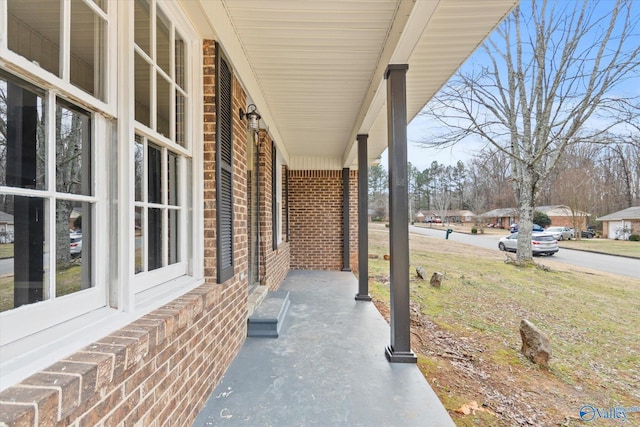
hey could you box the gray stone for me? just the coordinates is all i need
[416,266,427,280]
[519,319,552,367]
[430,272,443,288]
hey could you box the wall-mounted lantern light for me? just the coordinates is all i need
[239,104,262,131]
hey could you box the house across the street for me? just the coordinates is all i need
[597,206,640,240]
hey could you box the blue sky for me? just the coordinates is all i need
[381,0,640,173]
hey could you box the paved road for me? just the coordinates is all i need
[409,225,640,280]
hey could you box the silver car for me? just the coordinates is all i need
[545,226,573,240]
[498,232,559,256]
[70,233,83,257]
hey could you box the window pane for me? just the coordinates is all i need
[0,74,47,190]
[0,195,48,312]
[148,207,162,271]
[134,135,144,202]
[56,101,92,196]
[168,152,178,205]
[175,91,185,147]
[156,74,171,138]
[56,200,92,297]
[135,207,144,273]
[7,0,61,76]
[147,144,161,204]
[175,32,185,90]
[134,0,151,55]
[168,209,178,265]
[135,53,151,127]
[156,8,171,76]
[92,0,106,13]
[70,0,106,100]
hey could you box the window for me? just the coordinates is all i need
[271,147,284,248]
[133,135,183,276]
[7,0,108,100]
[134,0,187,146]
[284,165,289,242]
[132,0,191,291]
[0,0,200,381]
[215,46,234,284]
[0,72,94,311]
[0,70,105,340]
[0,0,117,353]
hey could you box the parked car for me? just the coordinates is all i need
[422,218,442,223]
[545,226,574,241]
[509,223,544,233]
[498,232,559,256]
[581,227,596,238]
[70,233,82,257]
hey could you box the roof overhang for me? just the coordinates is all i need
[180,0,517,170]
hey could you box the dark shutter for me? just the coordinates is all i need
[216,44,234,283]
[271,143,278,250]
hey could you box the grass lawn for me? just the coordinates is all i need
[0,262,84,312]
[559,238,640,259]
[367,226,639,426]
[0,243,14,258]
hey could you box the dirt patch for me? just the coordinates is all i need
[373,297,585,426]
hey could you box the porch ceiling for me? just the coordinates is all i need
[184,0,517,170]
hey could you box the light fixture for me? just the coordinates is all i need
[239,104,262,131]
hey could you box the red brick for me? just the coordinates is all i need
[0,386,58,427]
[0,403,35,427]
[21,372,81,418]
[44,362,97,402]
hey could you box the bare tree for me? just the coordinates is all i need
[368,164,388,220]
[548,143,601,236]
[428,161,452,225]
[467,148,515,215]
[420,0,640,261]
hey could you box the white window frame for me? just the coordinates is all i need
[127,0,199,295]
[0,0,117,117]
[0,0,117,347]
[0,0,203,390]
[276,152,283,245]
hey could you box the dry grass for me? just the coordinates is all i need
[559,238,640,258]
[0,263,84,312]
[0,243,13,258]
[367,226,640,426]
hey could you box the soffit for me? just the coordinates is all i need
[189,0,517,169]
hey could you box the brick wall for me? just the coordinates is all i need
[288,170,358,271]
[0,284,247,426]
[258,132,290,290]
[0,40,250,427]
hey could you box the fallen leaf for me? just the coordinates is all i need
[454,401,495,416]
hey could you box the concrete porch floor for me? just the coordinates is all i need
[193,270,455,426]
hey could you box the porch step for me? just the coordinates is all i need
[247,290,290,338]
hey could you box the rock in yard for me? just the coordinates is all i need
[430,272,443,288]
[416,266,427,280]
[368,254,379,259]
[383,254,390,261]
[520,319,552,367]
